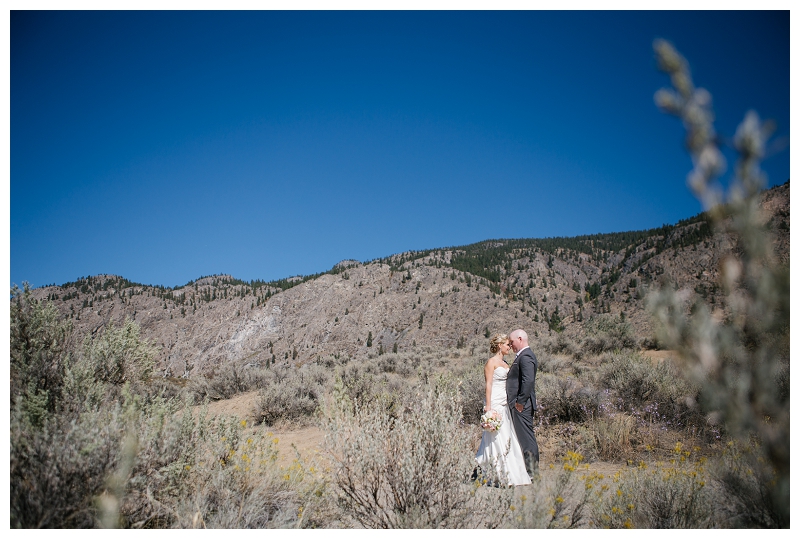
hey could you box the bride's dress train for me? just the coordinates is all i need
[474,366,531,486]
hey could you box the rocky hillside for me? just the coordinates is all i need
[25,183,789,378]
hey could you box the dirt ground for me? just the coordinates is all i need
[198,390,626,477]
[641,349,678,363]
[198,391,326,468]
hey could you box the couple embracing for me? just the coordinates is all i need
[475,329,539,486]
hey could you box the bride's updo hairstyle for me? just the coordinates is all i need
[489,333,509,354]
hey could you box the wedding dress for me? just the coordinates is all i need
[474,366,532,486]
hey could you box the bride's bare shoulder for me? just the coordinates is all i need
[484,356,501,370]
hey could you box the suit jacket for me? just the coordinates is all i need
[506,347,538,411]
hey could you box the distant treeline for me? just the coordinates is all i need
[49,209,714,295]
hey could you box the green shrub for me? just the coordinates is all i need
[82,319,156,387]
[10,283,73,417]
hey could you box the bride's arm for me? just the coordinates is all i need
[483,360,494,412]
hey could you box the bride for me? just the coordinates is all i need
[474,334,531,486]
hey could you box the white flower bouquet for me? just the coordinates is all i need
[480,409,502,432]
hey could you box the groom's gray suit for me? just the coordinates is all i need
[506,346,540,474]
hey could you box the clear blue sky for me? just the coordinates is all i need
[10,10,790,289]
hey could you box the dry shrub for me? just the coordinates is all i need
[10,404,124,528]
[598,351,700,429]
[451,354,487,425]
[512,451,595,528]
[537,373,603,424]
[374,350,422,376]
[120,407,320,528]
[710,439,786,528]
[151,427,313,528]
[539,333,583,359]
[332,361,409,421]
[580,315,638,355]
[539,422,595,460]
[188,361,270,401]
[325,377,513,528]
[9,288,314,528]
[254,363,333,426]
[590,443,715,528]
[585,413,636,461]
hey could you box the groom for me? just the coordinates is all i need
[506,328,540,476]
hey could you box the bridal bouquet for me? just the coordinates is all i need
[480,409,502,432]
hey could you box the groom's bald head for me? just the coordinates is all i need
[509,329,529,352]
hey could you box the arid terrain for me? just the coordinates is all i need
[25,182,789,379]
[12,182,789,528]
[196,348,673,471]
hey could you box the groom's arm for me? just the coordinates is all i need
[516,352,537,406]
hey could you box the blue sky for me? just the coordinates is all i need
[10,10,790,289]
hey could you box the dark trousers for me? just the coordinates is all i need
[510,403,539,474]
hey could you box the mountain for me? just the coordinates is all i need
[26,182,789,379]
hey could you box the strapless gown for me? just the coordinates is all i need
[474,366,531,486]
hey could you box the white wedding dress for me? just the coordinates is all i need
[474,366,532,486]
